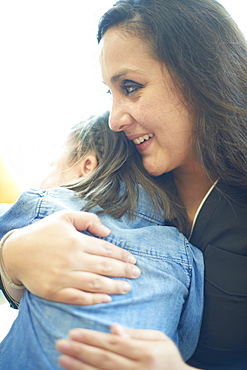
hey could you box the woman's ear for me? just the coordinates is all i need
[78,154,98,178]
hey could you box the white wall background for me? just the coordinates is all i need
[0,0,246,189]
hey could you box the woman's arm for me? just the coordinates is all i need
[0,210,140,305]
[56,324,198,370]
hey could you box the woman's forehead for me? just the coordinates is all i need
[99,27,161,82]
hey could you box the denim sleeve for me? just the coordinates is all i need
[0,203,12,216]
[0,189,45,307]
[177,242,204,360]
[0,189,45,239]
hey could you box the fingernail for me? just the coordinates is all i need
[122,282,131,293]
[127,255,136,264]
[102,295,112,303]
[56,339,70,350]
[100,225,111,234]
[132,266,141,277]
[112,323,129,337]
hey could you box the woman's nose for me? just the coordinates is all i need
[109,103,134,132]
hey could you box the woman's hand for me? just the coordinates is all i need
[2,210,140,305]
[56,324,195,370]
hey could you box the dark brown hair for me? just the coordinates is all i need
[98,0,247,189]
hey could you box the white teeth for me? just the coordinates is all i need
[133,133,154,145]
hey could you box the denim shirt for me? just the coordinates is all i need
[0,187,204,369]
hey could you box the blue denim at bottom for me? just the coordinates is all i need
[0,187,204,369]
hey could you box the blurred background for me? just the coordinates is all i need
[0,0,246,197]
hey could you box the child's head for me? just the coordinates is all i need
[40,111,136,190]
[41,112,188,231]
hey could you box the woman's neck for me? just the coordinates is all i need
[173,163,214,225]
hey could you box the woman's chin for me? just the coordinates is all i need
[144,164,166,177]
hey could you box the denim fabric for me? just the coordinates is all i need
[0,187,204,369]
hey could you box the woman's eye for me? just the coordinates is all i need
[125,85,136,94]
[121,81,142,95]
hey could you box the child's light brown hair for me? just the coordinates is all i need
[64,111,188,232]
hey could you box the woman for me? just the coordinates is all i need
[1,0,246,369]
[56,0,247,369]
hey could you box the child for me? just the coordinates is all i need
[0,112,204,369]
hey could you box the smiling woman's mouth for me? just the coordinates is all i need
[133,133,154,144]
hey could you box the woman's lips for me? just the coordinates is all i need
[132,134,154,153]
[133,133,154,144]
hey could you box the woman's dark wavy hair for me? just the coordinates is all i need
[97,0,247,189]
[64,112,188,232]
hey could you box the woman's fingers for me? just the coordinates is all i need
[57,335,137,370]
[73,246,140,278]
[75,229,136,265]
[49,287,112,306]
[59,354,97,370]
[65,328,161,360]
[49,273,135,305]
[56,327,189,370]
[65,211,111,237]
[111,323,167,340]
[64,272,133,294]
[63,211,136,263]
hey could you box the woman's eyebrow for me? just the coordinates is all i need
[110,69,140,84]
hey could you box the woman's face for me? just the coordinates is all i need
[100,27,196,176]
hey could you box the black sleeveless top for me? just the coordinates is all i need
[187,182,247,370]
